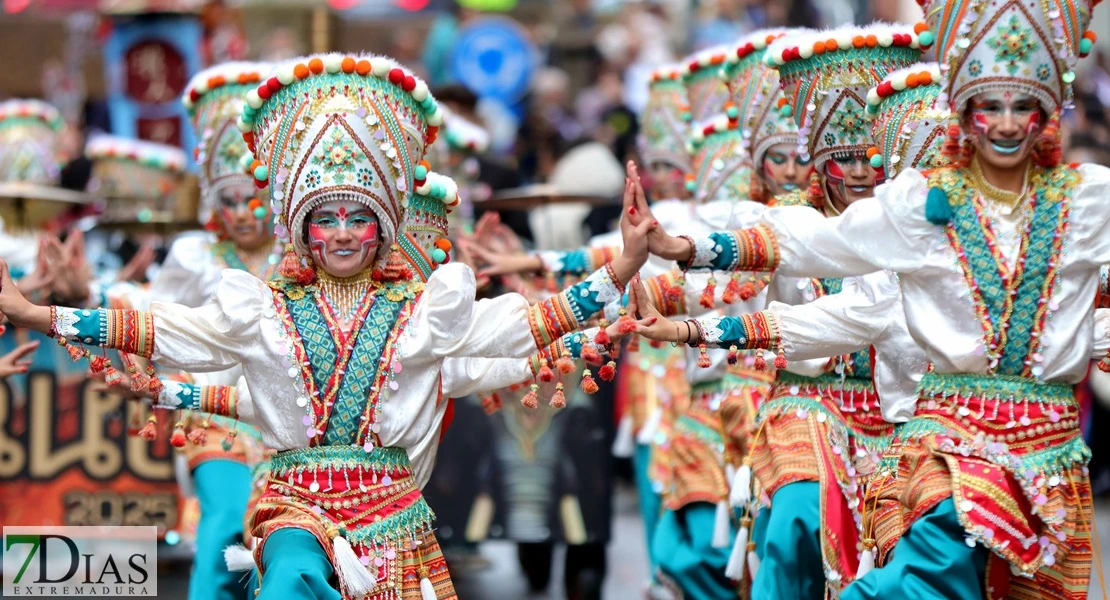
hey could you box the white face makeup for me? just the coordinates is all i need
[307,201,381,278]
[965,91,1044,169]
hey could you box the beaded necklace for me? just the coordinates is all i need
[316,270,376,324]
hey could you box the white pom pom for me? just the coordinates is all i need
[724,523,749,580]
[332,534,375,598]
[224,544,255,572]
[277,66,295,85]
[612,414,634,458]
[835,34,852,50]
[194,81,209,95]
[246,89,262,109]
[799,45,814,59]
[729,463,752,507]
[877,33,894,47]
[420,575,437,600]
[428,108,444,127]
[713,115,729,131]
[372,60,390,78]
[712,500,732,549]
[412,80,429,102]
[867,88,880,106]
[324,55,343,74]
[237,118,253,133]
[416,181,432,195]
[892,77,907,92]
[857,546,875,578]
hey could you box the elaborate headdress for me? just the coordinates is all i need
[681,46,733,124]
[686,114,754,204]
[638,66,692,173]
[865,63,951,176]
[237,53,450,276]
[721,29,799,164]
[183,61,270,224]
[917,0,1096,112]
[440,108,490,156]
[85,135,188,224]
[765,25,925,171]
[0,99,68,187]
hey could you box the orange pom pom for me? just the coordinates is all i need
[697,352,712,369]
[582,345,603,365]
[617,312,637,335]
[580,371,599,394]
[294,64,310,79]
[549,383,567,409]
[341,57,356,73]
[852,36,866,48]
[813,41,826,54]
[170,422,187,448]
[435,238,452,251]
[138,416,158,441]
[753,353,767,371]
[148,376,164,398]
[699,277,717,309]
[594,321,612,346]
[866,146,879,159]
[538,360,556,383]
[905,73,920,88]
[187,425,208,446]
[918,71,933,85]
[599,361,616,382]
[722,274,742,304]
[774,352,788,370]
[738,278,758,300]
[521,385,539,409]
[914,22,928,34]
[865,34,878,48]
[556,352,575,375]
[826,38,838,51]
[356,60,372,76]
[308,58,324,74]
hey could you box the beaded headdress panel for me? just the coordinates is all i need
[721,29,799,164]
[918,0,1095,112]
[681,46,733,124]
[183,61,270,223]
[398,170,458,282]
[86,135,187,223]
[638,66,693,173]
[765,25,924,171]
[687,114,754,204]
[865,63,951,176]
[0,100,67,187]
[237,53,446,267]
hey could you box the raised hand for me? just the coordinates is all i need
[16,237,57,298]
[0,340,39,378]
[628,163,692,262]
[611,167,658,285]
[53,230,92,304]
[466,242,543,277]
[0,259,53,333]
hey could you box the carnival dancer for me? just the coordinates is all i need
[642,4,1105,597]
[0,53,656,600]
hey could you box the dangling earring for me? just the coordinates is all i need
[805,171,824,209]
[941,120,966,167]
[278,243,316,285]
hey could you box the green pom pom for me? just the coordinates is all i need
[779,105,793,117]
[1081,39,1093,55]
[431,248,447,263]
[681,112,692,122]
[1062,71,1076,83]
[685,180,696,192]
[253,165,268,181]
[414,165,428,180]
[253,207,267,219]
[433,183,445,200]
[869,154,884,169]
[726,106,739,119]
[925,186,952,225]
[918,31,935,47]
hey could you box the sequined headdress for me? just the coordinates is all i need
[639,66,692,173]
[686,114,754,204]
[237,53,447,274]
[681,46,733,124]
[917,0,1096,112]
[0,99,68,187]
[85,135,187,223]
[721,29,799,164]
[865,62,951,176]
[183,61,271,223]
[765,25,925,171]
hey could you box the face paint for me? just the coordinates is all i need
[308,202,380,268]
[824,153,878,209]
[218,185,270,250]
[761,144,814,195]
[967,92,1042,159]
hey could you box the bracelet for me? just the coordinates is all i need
[684,321,693,345]
[672,321,681,347]
[48,306,58,338]
[687,319,705,347]
[676,235,696,264]
[604,262,626,293]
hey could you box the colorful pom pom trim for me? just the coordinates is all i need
[688,111,740,149]
[865,63,941,114]
[764,25,922,67]
[182,63,267,115]
[85,135,187,173]
[0,99,66,132]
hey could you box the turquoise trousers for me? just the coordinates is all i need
[751,481,825,600]
[258,528,341,600]
[651,502,735,599]
[633,443,662,573]
[190,460,253,600]
[840,499,987,600]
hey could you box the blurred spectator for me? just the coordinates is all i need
[547,0,603,95]
[422,1,481,86]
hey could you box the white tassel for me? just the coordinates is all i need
[724,523,749,580]
[729,463,752,508]
[636,407,663,445]
[612,414,635,458]
[857,543,875,578]
[747,546,761,580]
[711,500,731,549]
[420,573,437,600]
[223,544,255,572]
[332,533,376,597]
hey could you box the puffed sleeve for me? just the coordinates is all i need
[425,262,621,359]
[50,269,267,373]
[765,276,896,361]
[1066,164,1110,267]
[680,169,939,278]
